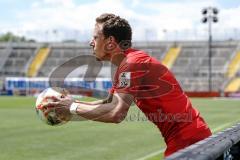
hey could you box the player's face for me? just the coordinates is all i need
[89,24,111,61]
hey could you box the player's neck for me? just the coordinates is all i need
[110,52,126,66]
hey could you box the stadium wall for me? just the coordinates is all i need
[4,77,112,97]
[4,77,240,98]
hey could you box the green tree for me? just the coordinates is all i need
[0,32,36,42]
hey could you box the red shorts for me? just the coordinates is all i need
[164,127,212,157]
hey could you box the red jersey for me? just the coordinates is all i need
[110,48,212,157]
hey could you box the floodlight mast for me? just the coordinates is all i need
[201,7,219,91]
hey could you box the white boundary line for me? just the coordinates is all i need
[211,122,232,133]
[134,123,233,160]
[135,149,165,160]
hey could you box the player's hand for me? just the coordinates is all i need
[42,96,74,121]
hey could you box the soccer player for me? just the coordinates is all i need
[43,13,212,157]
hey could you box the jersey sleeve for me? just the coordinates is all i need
[111,60,174,99]
[111,61,150,97]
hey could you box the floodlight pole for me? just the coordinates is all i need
[208,15,212,92]
[202,7,218,92]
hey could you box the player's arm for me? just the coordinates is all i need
[71,92,133,123]
[75,93,113,105]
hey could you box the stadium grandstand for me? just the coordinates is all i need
[1,40,240,96]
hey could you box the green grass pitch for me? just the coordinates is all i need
[0,96,240,160]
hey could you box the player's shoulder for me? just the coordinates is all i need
[125,48,152,63]
[125,48,148,57]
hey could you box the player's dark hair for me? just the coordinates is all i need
[96,13,132,49]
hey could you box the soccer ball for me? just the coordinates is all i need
[35,87,70,126]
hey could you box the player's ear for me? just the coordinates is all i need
[106,36,117,51]
[108,36,116,43]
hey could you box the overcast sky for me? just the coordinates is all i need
[0,0,240,41]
